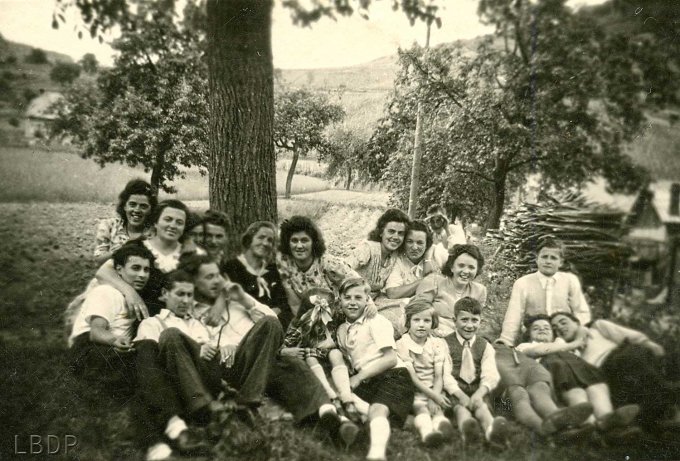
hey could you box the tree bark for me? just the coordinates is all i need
[486,169,508,231]
[346,166,353,190]
[284,150,299,199]
[207,0,277,252]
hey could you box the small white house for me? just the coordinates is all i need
[23,91,63,139]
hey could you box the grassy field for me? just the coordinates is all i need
[2,194,679,460]
[0,146,329,203]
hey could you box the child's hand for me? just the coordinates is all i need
[469,393,485,412]
[200,344,218,361]
[427,399,442,415]
[113,336,134,352]
[434,393,451,409]
[220,344,238,368]
[279,347,306,359]
[364,299,378,318]
[455,392,471,408]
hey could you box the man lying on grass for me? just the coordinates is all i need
[180,254,360,447]
[68,241,153,390]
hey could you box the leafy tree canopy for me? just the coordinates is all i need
[51,1,208,193]
[274,86,344,197]
[373,0,648,228]
[50,62,81,85]
[79,53,99,73]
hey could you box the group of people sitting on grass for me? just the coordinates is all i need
[65,179,680,461]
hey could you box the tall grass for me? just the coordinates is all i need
[0,146,329,203]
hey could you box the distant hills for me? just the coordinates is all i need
[0,28,678,181]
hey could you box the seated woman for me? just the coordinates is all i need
[96,199,192,318]
[416,244,487,337]
[346,208,410,334]
[384,220,447,302]
[276,216,359,316]
[94,179,156,265]
[221,221,293,329]
[517,315,640,437]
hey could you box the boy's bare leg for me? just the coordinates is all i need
[366,403,391,461]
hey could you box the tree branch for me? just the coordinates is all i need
[451,167,494,182]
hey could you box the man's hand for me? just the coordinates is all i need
[279,347,306,359]
[123,288,148,321]
[219,344,238,368]
[112,336,134,352]
[645,340,665,358]
[200,344,218,361]
[224,281,246,303]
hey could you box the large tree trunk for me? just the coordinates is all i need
[284,150,299,199]
[346,166,353,190]
[485,169,507,231]
[207,0,277,252]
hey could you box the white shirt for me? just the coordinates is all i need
[193,299,276,348]
[69,285,135,347]
[134,309,211,344]
[337,313,405,372]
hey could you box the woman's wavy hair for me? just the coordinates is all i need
[241,221,278,250]
[116,179,157,226]
[442,244,485,278]
[279,215,326,258]
[406,220,433,251]
[367,208,410,242]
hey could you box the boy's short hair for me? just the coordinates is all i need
[162,269,195,291]
[549,311,580,324]
[454,296,483,317]
[404,295,439,330]
[536,238,565,258]
[112,239,154,268]
[177,253,216,278]
[338,277,371,296]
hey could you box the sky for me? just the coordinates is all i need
[0,0,606,70]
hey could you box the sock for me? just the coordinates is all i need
[318,403,336,417]
[331,365,353,402]
[367,417,390,460]
[145,442,173,461]
[310,363,338,399]
[414,413,434,440]
[164,415,188,440]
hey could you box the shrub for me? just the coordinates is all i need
[8,117,19,127]
[25,48,48,64]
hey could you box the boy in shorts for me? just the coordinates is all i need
[336,277,415,461]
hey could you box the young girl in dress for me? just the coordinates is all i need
[516,315,640,435]
[280,287,368,423]
[396,297,454,447]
